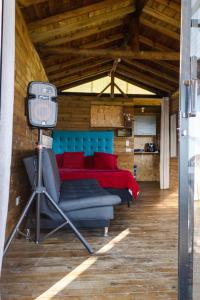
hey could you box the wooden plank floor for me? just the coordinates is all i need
[0,182,178,300]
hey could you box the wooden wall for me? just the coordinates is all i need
[134,136,160,182]
[57,95,135,172]
[6,6,48,236]
[170,92,179,190]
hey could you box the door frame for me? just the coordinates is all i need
[179,0,196,299]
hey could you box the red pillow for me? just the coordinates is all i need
[93,152,118,170]
[55,154,64,168]
[84,156,94,169]
[62,152,84,169]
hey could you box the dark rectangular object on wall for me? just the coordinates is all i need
[117,128,132,137]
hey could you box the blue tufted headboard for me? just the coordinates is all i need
[52,130,114,156]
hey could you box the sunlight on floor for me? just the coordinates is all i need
[35,228,130,300]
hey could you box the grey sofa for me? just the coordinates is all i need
[23,149,121,235]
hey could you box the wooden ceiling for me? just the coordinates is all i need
[18,0,181,96]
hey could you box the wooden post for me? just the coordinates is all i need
[111,74,115,98]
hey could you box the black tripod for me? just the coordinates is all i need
[4,129,93,255]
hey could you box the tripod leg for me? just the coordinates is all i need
[4,191,36,256]
[36,193,41,244]
[44,191,94,254]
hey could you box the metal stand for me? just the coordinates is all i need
[4,129,93,256]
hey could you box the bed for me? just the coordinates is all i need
[52,130,140,201]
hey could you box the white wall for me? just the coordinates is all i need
[160,97,170,189]
[0,0,15,274]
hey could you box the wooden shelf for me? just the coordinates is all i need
[134,152,159,155]
[134,135,157,137]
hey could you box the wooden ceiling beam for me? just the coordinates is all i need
[28,0,134,30]
[139,35,177,51]
[154,0,181,13]
[117,64,175,93]
[136,0,149,12]
[124,0,148,50]
[48,0,57,15]
[42,34,123,68]
[49,59,112,81]
[115,73,163,95]
[54,65,112,88]
[45,58,94,74]
[41,33,124,64]
[143,7,180,27]
[138,36,180,73]
[29,1,135,43]
[123,59,178,84]
[42,20,123,47]
[140,17,180,41]
[18,0,47,7]
[78,33,124,49]
[59,74,109,92]
[151,60,179,74]
[39,47,180,60]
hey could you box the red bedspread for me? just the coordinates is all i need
[59,168,140,199]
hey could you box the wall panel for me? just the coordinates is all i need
[6,6,48,236]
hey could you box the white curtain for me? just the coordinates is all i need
[160,97,170,189]
[0,0,15,274]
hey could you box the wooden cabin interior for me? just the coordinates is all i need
[1,0,181,299]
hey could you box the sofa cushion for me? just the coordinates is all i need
[62,152,84,169]
[42,149,61,203]
[84,155,94,169]
[59,179,121,211]
[55,153,63,168]
[93,152,118,169]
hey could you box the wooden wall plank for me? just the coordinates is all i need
[6,5,48,237]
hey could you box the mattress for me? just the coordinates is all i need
[59,168,140,199]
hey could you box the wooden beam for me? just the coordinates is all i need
[29,1,135,43]
[39,47,180,60]
[75,33,124,49]
[136,0,149,12]
[129,16,140,51]
[151,60,179,75]
[48,0,57,15]
[117,64,175,93]
[115,73,163,95]
[125,1,148,50]
[143,7,180,27]
[42,35,123,69]
[29,0,134,30]
[139,35,178,52]
[59,73,108,91]
[154,0,181,13]
[45,58,94,74]
[133,98,161,106]
[54,65,112,88]
[140,17,180,41]
[18,0,47,7]
[92,97,161,106]
[123,59,178,84]
[48,58,112,81]
[42,20,123,47]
